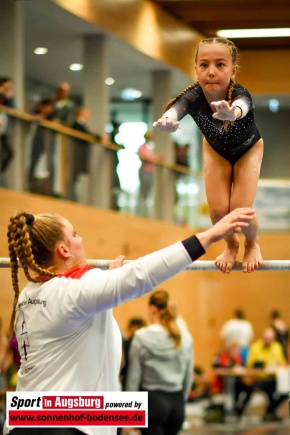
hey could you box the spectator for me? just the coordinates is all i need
[48,82,76,197]
[126,290,193,435]
[52,81,76,126]
[0,332,20,391]
[188,366,211,402]
[27,98,55,194]
[175,143,190,168]
[137,130,163,216]
[270,309,289,361]
[120,316,147,390]
[0,77,15,108]
[110,121,123,211]
[0,77,15,186]
[235,327,287,421]
[70,107,101,202]
[117,317,147,435]
[0,318,8,391]
[174,143,190,205]
[220,308,254,365]
[211,341,243,394]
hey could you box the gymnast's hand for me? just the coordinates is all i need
[153,117,180,132]
[109,255,125,270]
[211,100,239,121]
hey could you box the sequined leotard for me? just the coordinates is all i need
[165,83,262,165]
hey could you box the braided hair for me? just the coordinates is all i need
[165,37,239,131]
[149,289,181,349]
[7,212,65,334]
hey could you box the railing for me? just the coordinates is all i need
[0,104,202,225]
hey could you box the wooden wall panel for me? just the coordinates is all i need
[1,188,289,369]
[238,50,290,94]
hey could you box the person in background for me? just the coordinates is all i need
[70,107,102,202]
[27,98,55,194]
[187,366,211,402]
[270,309,289,361]
[0,77,15,186]
[220,308,254,365]
[175,143,190,168]
[137,130,163,216]
[4,207,254,435]
[52,81,76,126]
[110,121,123,211]
[0,318,8,391]
[125,290,193,435]
[0,331,20,391]
[211,341,243,395]
[174,143,190,206]
[117,317,146,435]
[120,316,147,390]
[234,327,287,421]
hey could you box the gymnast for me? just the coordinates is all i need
[153,37,263,274]
[4,208,254,435]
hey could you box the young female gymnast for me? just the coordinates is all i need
[153,37,263,274]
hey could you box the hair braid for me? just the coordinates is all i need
[19,217,56,280]
[7,219,20,336]
[164,83,199,112]
[7,212,63,335]
[223,79,236,131]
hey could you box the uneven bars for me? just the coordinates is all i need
[0,258,290,271]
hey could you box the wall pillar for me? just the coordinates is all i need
[83,35,114,209]
[151,70,176,222]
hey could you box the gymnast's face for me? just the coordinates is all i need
[195,42,237,100]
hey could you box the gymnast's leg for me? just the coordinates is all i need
[230,139,263,273]
[203,139,239,274]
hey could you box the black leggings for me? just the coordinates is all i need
[141,390,185,435]
[9,429,85,435]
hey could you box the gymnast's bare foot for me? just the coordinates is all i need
[242,241,263,273]
[215,242,239,274]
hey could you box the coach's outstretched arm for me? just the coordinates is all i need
[196,207,255,250]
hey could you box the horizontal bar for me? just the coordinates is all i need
[1,258,290,271]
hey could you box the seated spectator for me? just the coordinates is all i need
[270,309,289,361]
[211,341,243,394]
[188,366,211,402]
[234,327,287,421]
[220,308,254,365]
